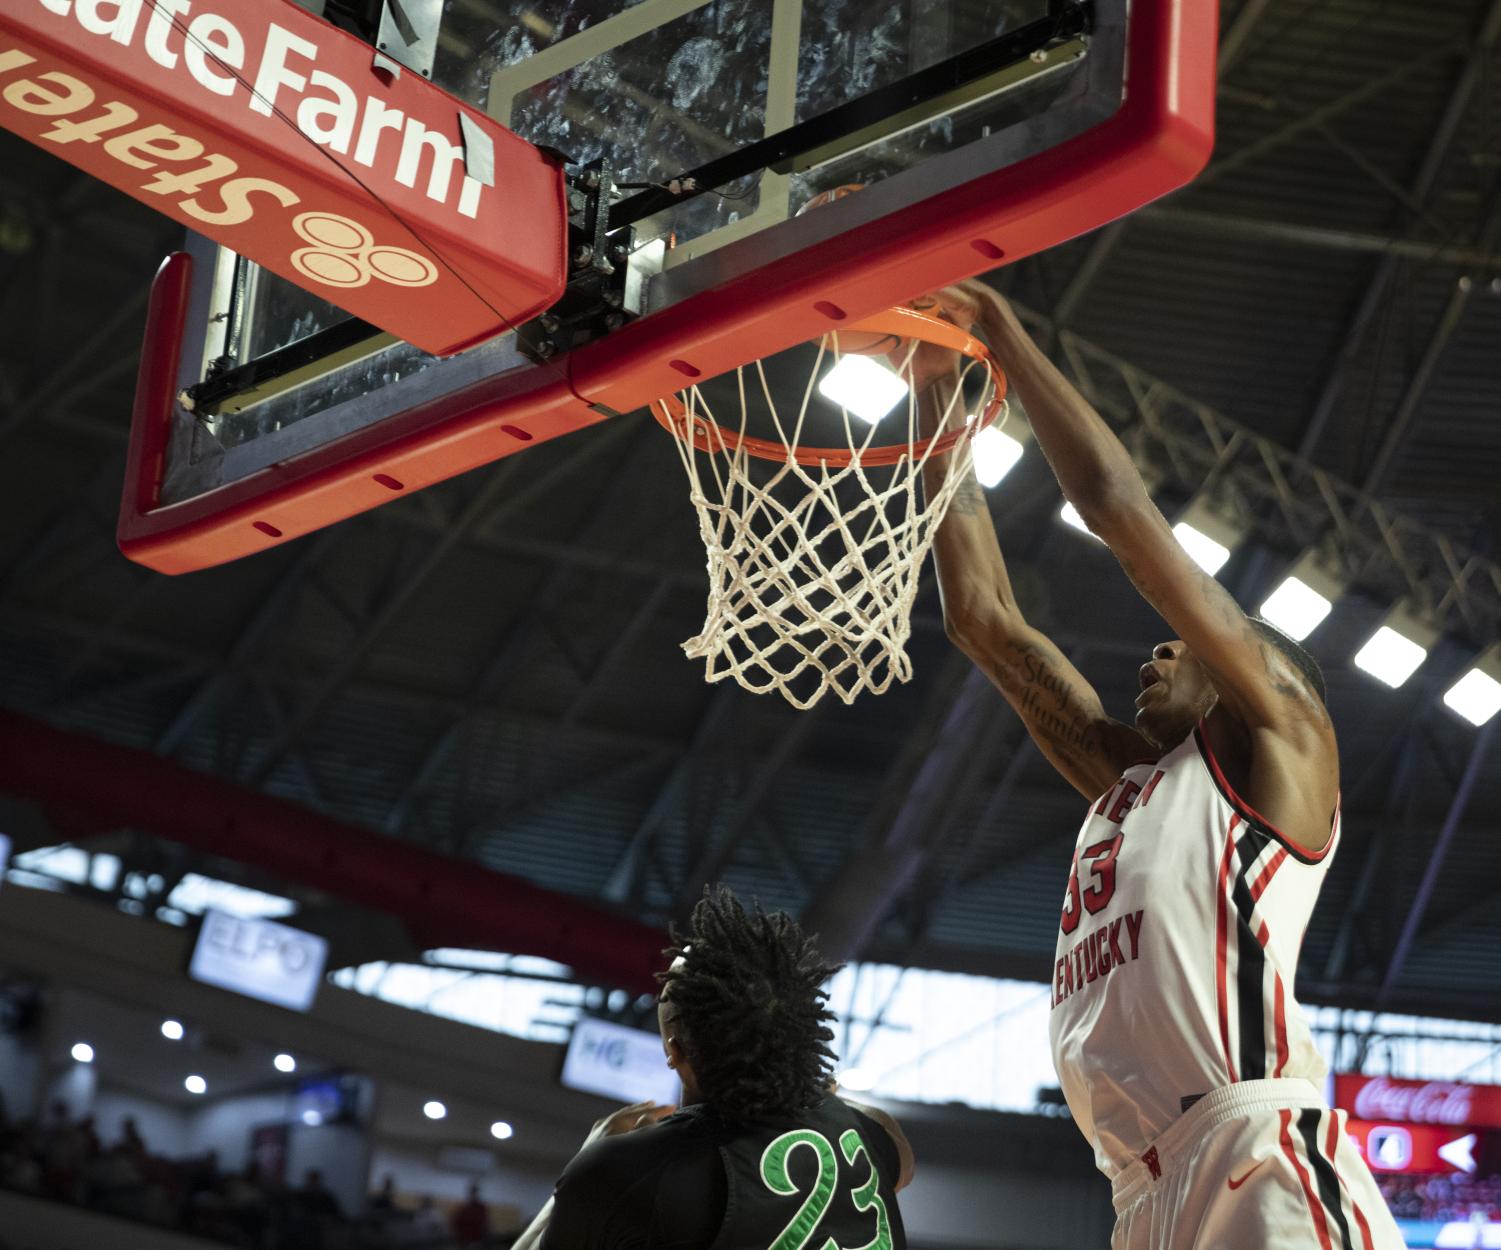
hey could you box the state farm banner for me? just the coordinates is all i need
[0,0,566,355]
[1335,1075,1501,1130]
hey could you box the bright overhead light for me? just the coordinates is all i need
[185,1075,207,1095]
[1355,628,1428,688]
[423,1100,447,1121]
[1445,668,1501,727]
[1172,521,1231,575]
[972,428,1025,488]
[1259,577,1332,642]
[1173,497,1244,576]
[160,1019,185,1041]
[490,1120,514,1140]
[1058,501,1100,539]
[817,355,909,425]
[1443,646,1501,727]
[301,1109,323,1127]
[71,1042,94,1064]
[1354,603,1436,689]
[1259,551,1345,642]
[838,1068,877,1092]
[274,1053,296,1074]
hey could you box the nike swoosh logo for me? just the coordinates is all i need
[1227,1160,1268,1190]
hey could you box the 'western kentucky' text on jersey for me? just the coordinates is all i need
[1047,724,1338,1178]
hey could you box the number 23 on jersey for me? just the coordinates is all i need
[759,1128,892,1250]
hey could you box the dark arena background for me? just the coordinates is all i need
[2,0,1500,1247]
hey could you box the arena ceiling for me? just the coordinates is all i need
[1,0,1499,1026]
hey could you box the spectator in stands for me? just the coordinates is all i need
[451,1180,489,1246]
[369,1172,398,1214]
[40,1099,89,1203]
[0,1120,42,1194]
[407,1194,448,1245]
[85,1142,146,1220]
[225,1161,270,1248]
[119,1114,146,1158]
[286,1167,344,1250]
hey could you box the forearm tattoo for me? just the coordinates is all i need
[1002,640,1108,769]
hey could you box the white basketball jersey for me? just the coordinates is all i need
[1047,724,1338,1178]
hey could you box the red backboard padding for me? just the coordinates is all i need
[0,0,566,356]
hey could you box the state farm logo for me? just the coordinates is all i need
[291,212,437,290]
[1353,1078,1473,1126]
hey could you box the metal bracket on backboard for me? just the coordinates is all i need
[458,113,496,189]
[516,161,635,363]
[375,0,442,79]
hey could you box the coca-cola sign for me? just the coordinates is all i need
[1336,1075,1501,1129]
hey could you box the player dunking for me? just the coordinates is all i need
[515,887,913,1250]
[918,282,1403,1249]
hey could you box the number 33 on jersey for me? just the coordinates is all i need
[1054,764,1161,1005]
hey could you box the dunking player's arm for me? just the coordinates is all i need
[920,368,1152,802]
[925,284,1337,854]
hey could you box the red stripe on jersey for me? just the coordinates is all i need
[1280,1108,1333,1250]
[1250,848,1288,901]
[1350,1202,1375,1250]
[1253,917,1290,1078]
[1325,1113,1374,1250]
[1271,962,1289,1077]
[1216,814,1241,1084]
[1196,725,1336,864]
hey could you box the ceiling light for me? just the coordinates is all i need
[1259,577,1331,642]
[972,428,1025,488]
[423,1100,447,1120]
[161,1019,185,1041]
[817,355,909,425]
[71,1042,94,1064]
[1259,552,1345,642]
[1353,603,1436,689]
[1172,521,1231,574]
[1172,497,1244,576]
[301,1109,323,1127]
[274,1053,296,1074]
[185,1075,207,1095]
[838,1068,876,1092]
[1443,646,1501,727]
[1058,501,1100,539]
[490,1121,514,1140]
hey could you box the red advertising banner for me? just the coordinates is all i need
[0,0,566,355]
[1345,1119,1484,1176]
[1335,1075,1501,1130]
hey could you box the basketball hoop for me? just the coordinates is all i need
[653,305,1007,708]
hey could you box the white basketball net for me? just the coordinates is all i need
[656,338,1004,709]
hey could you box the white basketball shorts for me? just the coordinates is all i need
[1109,1079,1405,1250]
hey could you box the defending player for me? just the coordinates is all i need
[918,282,1402,1249]
[514,887,913,1250]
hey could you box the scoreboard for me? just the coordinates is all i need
[1336,1075,1501,1177]
[1344,1120,1489,1175]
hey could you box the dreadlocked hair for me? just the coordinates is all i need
[1249,616,1328,705]
[659,887,840,1120]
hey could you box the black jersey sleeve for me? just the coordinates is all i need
[537,1117,726,1250]
[538,1139,635,1250]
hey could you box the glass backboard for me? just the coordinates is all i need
[119,0,1215,572]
